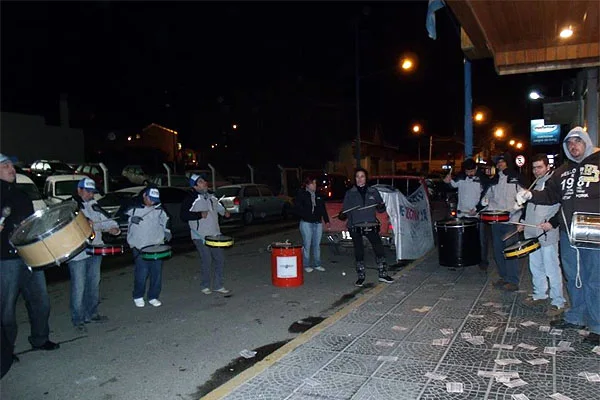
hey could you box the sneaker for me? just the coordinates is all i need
[492,279,507,288]
[546,305,564,317]
[523,297,548,306]
[133,298,145,307]
[550,319,585,330]
[583,332,600,345]
[201,288,212,295]
[74,324,88,334]
[214,287,230,294]
[148,299,162,307]
[304,267,314,273]
[314,266,326,272]
[89,314,109,323]
[32,341,60,351]
[501,283,519,292]
[355,278,365,287]
[378,275,394,284]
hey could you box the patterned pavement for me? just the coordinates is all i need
[216,252,600,400]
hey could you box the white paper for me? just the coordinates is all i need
[303,377,320,387]
[525,358,550,365]
[469,314,485,319]
[578,329,590,336]
[494,311,509,317]
[577,372,600,382]
[483,326,499,333]
[446,382,463,393]
[539,325,551,332]
[239,349,257,358]
[549,393,573,400]
[425,372,447,380]
[412,306,432,313]
[520,321,537,327]
[517,343,538,350]
[495,358,522,366]
[432,338,450,346]
[506,327,518,333]
[461,332,473,339]
[549,328,563,336]
[377,356,398,362]
[511,394,530,400]
[375,340,395,347]
[543,347,557,355]
[440,328,454,336]
[493,344,514,350]
[391,325,408,332]
[503,379,528,388]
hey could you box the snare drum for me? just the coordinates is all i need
[480,210,510,223]
[86,245,125,256]
[569,212,600,249]
[351,221,380,235]
[141,244,172,260]
[9,202,93,268]
[503,238,540,260]
[205,235,234,248]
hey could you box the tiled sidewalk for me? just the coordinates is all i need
[215,252,600,400]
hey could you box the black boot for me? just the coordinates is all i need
[377,257,394,284]
[355,261,366,287]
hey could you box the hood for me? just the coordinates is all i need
[563,126,596,162]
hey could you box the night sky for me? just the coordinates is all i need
[1,1,575,167]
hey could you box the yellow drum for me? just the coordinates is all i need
[205,235,234,248]
[9,202,93,268]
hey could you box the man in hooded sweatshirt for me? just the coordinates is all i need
[517,126,600,345]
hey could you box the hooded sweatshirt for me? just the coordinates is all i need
[180,189,225,240]
[484,165,524,222]
[530,126,600,230]
[521,172,560,246]
[126,201,169,250]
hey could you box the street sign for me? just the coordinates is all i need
[515,155,526,167]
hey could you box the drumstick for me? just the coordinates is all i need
[502,229,520,241]
[503,221,539,229]
[332,205,361,219]
[357,203,379,211]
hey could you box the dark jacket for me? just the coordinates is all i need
[341,185,385,228]
[1,179,34,259]
[294,189,330,224]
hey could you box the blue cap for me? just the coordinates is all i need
[145,187,160,203]
[77,178,98,192]
[189,173,209,187]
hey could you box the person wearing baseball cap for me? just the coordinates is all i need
[0,153,59,370]
[125,185,170,308]
[66,178,120,333]
[516,126,600,344]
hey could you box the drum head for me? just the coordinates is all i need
[435,218,476,228]
[205,235,232,242]
[482,210,509,216]
[142,244,172,253]
[10,202,78,246]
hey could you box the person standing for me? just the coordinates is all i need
[0,153,59,360]
[516,127,599,345]
[126,186,170,308]
[294,176,330,273]
[516,154,565,317]
[339,168,393,287]
[67,178,120,333]
[443,158,490,269]
[481,153,525,291]
[180,173,231,295]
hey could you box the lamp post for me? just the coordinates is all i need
[355,19,361,168]
[412,124,422,162]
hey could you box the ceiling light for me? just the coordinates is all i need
[559,26,573,39]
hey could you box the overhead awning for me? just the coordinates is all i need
[445,0,600,75]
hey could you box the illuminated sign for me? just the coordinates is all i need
[530,119,561,145]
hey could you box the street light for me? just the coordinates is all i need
[474,112,485,123]
[529,91,544,100]
[412,124,422,134]
[509,139,516,146]
[494,128,505,138]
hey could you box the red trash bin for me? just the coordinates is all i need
[270,242,303,287]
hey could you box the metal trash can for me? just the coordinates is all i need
[269,242,303,287]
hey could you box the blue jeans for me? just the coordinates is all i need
[560,230,600,334]
[132,249,163,300]
[193,240,225,290]
[0,258,51,347]
[491,223,520,285]
[68,256,102,326]
[299,221,323,268]
[528,243,565,307]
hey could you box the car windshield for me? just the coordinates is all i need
[215,187,241,198]
[97,192,137,208]
[49,163,74,172]
[17,183,43,200]
[55,180,79,196]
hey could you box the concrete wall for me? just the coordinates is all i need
[0,112,84,164]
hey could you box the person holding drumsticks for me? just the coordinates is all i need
[480,153,525,292]
[516,127,599,345]
[126,186,170,308]
[0,153,59,363]
[66,178,120,333]
[180,173,231,295]
[339,168,393,287]
[515,154,565,317]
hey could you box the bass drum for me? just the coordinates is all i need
[9,202,93,268]
[434,218,480,268]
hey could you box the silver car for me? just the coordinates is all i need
[215,184,290,225]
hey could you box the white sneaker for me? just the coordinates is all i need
[304,267,314,273]
[148,299,162,307]
[201,288,212,295]
[214,287,230,294]
[314,266,326,272]
[133,298,145,307]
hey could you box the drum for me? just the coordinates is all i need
[205,235,234,248]
[434,218,480,268]
[141,244,172,260]
[9,202,93,268]
[569,212,600,249]
[503,238,541,259]
[351,221,380,236]
[86,245,125,256]
[480,210,510,223]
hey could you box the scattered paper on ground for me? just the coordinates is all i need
[440,328,454,335]
[303,377,320,387]
[483,326,499,333]
[446,382,463,393]
[549,328,563,336]
[391,325,408,332]
[577,372,600,382]
[495,358,522,366]
[503,379,528,388]
[520,321,537,327]
[544,347,557,355]
[240,349,257,359]
[511,394,530,400]
[550,393,573,400]
[539,325,551,332]
[506,327,518,333]
[493,344,514,350]
[425,372,447,380]
[432,338,450,346]
[517,343,537,350]
[526,358,550,365]
[377,356,398,362]
[461,332,472,339]
[412,306,432,313]
[469,314,485,318]
[375,340,395,347]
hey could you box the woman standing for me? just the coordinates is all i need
[294,176,330,273]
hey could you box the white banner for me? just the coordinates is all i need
[377,185,434,260]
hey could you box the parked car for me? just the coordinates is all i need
[185,169,231,189]
[29,160,75,189]
[121,164,166,186]
[149,174,189,188]
[215,184,290,225]
[43,174,101,205]
[16,173,46,212]
[97,186,191,243]
[75,163,131,192]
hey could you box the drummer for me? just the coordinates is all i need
[126,186,170,308]
[443,158,491,270]
[480,153,525,292]
[0,153,59,364]
[180,173,231,295]
[516,127,599,345]
[66,178,120,333]
[516,154,565,317]
[338,168,393,287]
